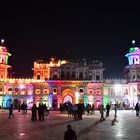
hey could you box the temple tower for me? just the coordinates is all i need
[125,40,140,82]
[0,39,11,81]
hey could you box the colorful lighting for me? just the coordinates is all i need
[19,84,25,89]
[129,47,134,53]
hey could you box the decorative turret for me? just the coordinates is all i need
[0,39,11,81]
[0,39,11,64]
[125,40,140,82]
[125,40,140,65]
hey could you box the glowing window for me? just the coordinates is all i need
[134,57,139,64]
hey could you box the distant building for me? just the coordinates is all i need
[0,39,139,110]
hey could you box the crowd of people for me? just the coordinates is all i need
[6,101,140,140]
[59,101,113,121]
[60,102,85,120]
[8,101,140,121]
[8,102,50,121]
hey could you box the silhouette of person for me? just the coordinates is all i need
[114,103,118,118]
[106,103,110,117]
[31,104,37,121]
[9,103,14,118]
[135,102,140,116]
[100,105,105,121]
[64,124,77,140]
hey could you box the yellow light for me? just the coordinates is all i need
[61,60,68,65]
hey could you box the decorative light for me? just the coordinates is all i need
[1,39,4,44]
[114,84,121,93]
[129,47,134,53]
[19,84,25,89]
[132,40,135,45]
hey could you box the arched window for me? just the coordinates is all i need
[53,74,58,79]
[61,71,65,79]
[15,88,19,92]
[96,75,100,80]
[66,71,70,79]
[37,75,40,80]
[35,89,40,95]
[15,88,19,94]
[72,72,75,79]
[79,72,83,79]
[8,88,13,91]
[0,88,2,92]
[43,89,48,95]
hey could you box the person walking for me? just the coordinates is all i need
[25,103,28,114]
[91,103,95,115]
[73,104,78,120]
[100,104,105,121]
[106,103,110,117]
[18,103,21,112]
[41,103,45,120]
[31,104,37,121]
[67,104,73,117]
[114,103,118,118]
[38,103,42,121]
[9,103,14,118]
[64,124,77,140]
[135,102,140,117]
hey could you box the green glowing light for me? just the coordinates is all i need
[103,95,110,107]
[6,56,8,64]
[129,47,134,53]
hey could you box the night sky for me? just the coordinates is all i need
[0,1,140,78]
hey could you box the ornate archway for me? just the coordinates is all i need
[61,89,75,104]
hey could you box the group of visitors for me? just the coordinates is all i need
[85,103,95,115]
[60,102,85,120]
[31,103,49,121]
[18,102,28,114]
[99,102,118,121]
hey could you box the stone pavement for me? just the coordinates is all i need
[0,109,140,140]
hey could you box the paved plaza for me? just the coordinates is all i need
[0,109,140,140]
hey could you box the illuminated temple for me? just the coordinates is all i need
[0,40,140,109]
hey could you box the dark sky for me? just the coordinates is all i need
[0,1,140,78]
